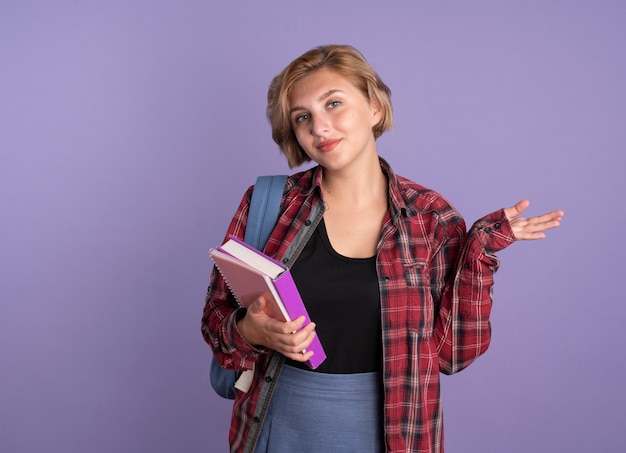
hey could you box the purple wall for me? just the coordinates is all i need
[1,1,624,452]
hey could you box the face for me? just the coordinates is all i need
[288,68,381,173]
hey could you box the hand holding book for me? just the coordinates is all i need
[210,236,327,369]
[236,296,319,364]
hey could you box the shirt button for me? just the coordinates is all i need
[282,258,289,264]
[304,219,311,226]
[494,222,502,229]
[265,376,273,383]
[384,276,391,281]
[253,416,261,423]
[464,263,470,269]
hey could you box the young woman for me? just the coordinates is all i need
[202,44,563,453]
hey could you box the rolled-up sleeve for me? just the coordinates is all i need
[433,208,516,374]
[201,187,269,372]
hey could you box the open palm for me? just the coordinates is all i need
[504,200,564,240]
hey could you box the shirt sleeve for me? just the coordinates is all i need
[200,186,270,372]
[432,208,516,375]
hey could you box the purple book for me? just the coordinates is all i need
[210,235,327,369]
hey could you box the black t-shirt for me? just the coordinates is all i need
[287,219,382,373]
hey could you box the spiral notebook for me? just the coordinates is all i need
[209,236,327,369]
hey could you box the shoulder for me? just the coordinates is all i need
[380,157,460,221]
[283,165,320,199]
[392,172,463,225]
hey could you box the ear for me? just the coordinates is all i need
[369,98,383,126]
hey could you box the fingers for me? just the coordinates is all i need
[510,208,564,240]
[240,301,318,360]
[277,322,318,362]
[262,317,317,362]
[245,297,318,362]
[502,198,565,240]
[528,209,565,224]
[272,317,316,348]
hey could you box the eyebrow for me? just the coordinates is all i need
[289,89,344,114]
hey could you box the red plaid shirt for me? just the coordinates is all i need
[202,158,516,452]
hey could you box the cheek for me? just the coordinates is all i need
[342,111,370,135]
[293,129,313,152]
[332,111,355,130]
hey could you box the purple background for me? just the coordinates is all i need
[1,1,624,452]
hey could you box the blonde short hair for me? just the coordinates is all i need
[267,45,393,168]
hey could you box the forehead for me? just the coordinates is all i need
[288,68,361,105]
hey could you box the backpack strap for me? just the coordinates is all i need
[244,175,288,250]
[210,174,288,400]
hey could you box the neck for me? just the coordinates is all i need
[321,157,387,207]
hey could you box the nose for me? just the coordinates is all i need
[310,113,329,137]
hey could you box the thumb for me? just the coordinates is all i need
[504,199,530,221]
[248,295,267,315]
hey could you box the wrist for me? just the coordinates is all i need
[236,310,259,347]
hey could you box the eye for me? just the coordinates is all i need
[294,113,310,124]
[327,100,341,109]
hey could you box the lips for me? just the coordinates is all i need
[316,139,342,153]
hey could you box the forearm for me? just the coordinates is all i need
[202,286,267,371]
[201,185,268,370]
[434,209,515,374]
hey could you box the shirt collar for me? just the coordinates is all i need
[379,157,415,224]
[294,157,415,224]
